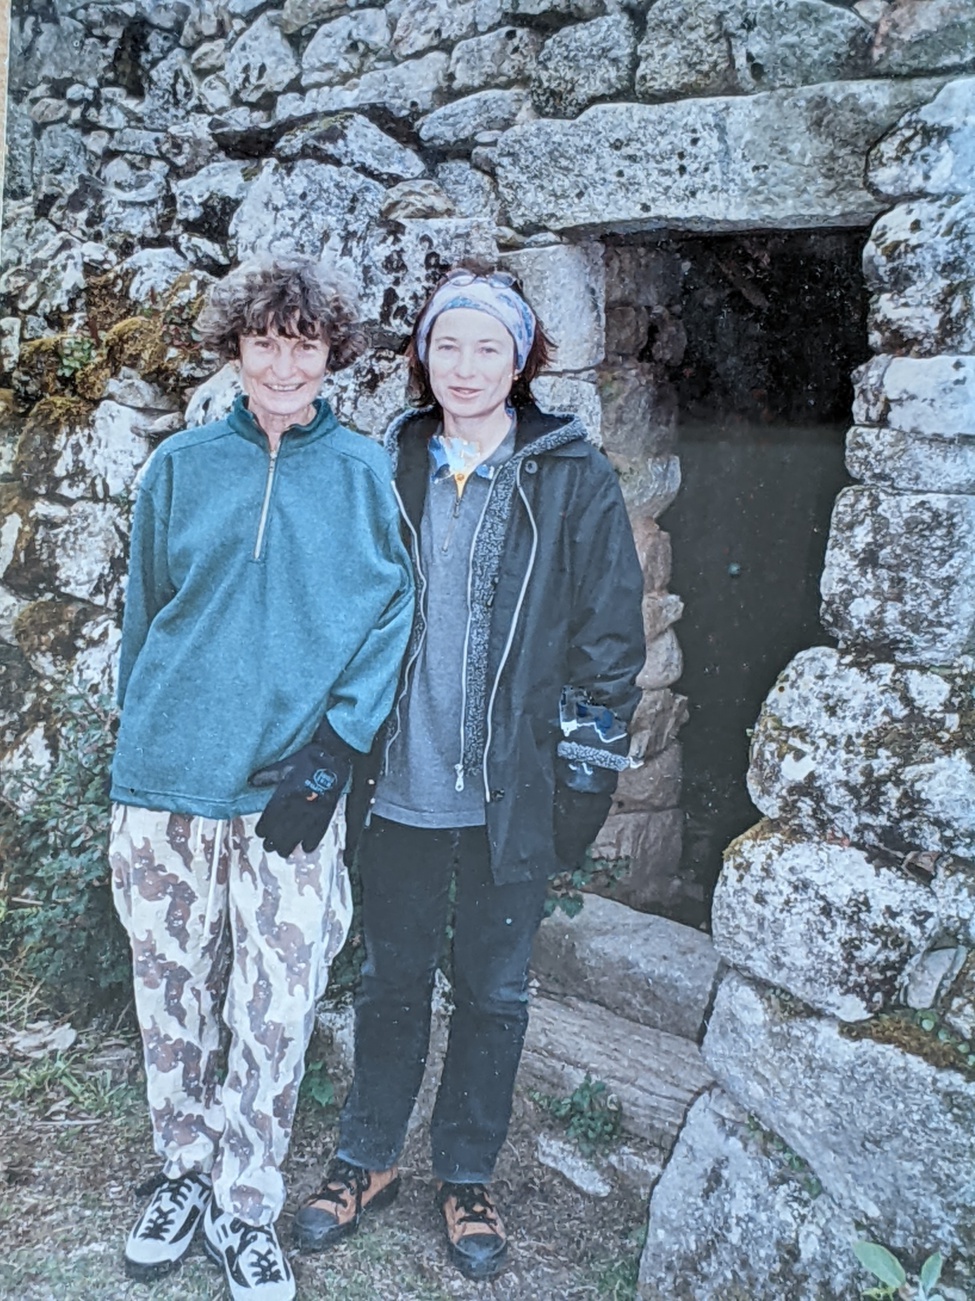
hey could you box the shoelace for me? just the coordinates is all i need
[137,1176,194,1240]
[235,1223,286,1283]
[141,1204,177,1240]
[447,1183,500,1231]
[310,1158,367,1208]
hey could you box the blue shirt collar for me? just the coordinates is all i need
[428,414,517,484]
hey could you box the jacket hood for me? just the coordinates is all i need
[383,401,591,473]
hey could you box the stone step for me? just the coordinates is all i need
[518,992,714,1149]
[531,893,721,1041]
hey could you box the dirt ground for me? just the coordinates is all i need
[0,1022,652,1301]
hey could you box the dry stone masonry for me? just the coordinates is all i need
[2,1,975,1296]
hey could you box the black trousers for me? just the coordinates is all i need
[336,816,549,1183]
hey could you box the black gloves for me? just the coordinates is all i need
[249,717,354,859]
[553,784,613,869]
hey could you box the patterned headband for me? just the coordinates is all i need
[414,271,537,372]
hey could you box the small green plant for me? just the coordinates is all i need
[546,852,631,919]
[532,1074,623,1158]
[0,1048,141,1119]
[853,1241,945,1300]
[299,1056,336,1111]
[57,334,96,377]
[0,688,130,1018]
[912,1008,975,1069]
[592,1221,646,1299]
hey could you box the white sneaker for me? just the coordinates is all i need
[203,1199,296,1301]
[124,1170,212,1280]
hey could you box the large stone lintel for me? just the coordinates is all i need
[495,78,947,234]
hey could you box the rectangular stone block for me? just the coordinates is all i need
[820,484,975,662]
[641,590,683,643]
[863,196,975,357]
[604,245,683,309]
[853,354,975,437]
[500,242,605,371]
[417,88,530,147]
[629,515,672,590]
[358,217,499,338]
[519,992,714,1146]
[703,971,975,1260]
[629,686,688,757]
[636,627,682,690]
[15,399,151,503]
[598,365,678,460]
[530,373,601,441]
[748,646,975,860]
[846,424,975,494]
[496,78,947,233]
[612,742,681,815]
[449,27,542,92]
[1,495,125,609]
[714,820,939,1021]
[640,1091,863,1301]
[591,807,684,912]
[532,892,720,1039]
[867,77,974,201]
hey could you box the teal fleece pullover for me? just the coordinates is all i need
[111,396,414,819]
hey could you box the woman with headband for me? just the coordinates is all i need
[292,266,646,1280]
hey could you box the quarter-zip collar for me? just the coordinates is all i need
[226,393,340,454]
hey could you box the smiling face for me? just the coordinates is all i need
[237,326,331,437]
[426,308,518,426]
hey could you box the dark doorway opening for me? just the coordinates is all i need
[661,230,869,916]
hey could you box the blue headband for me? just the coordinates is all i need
[415,276,536,371]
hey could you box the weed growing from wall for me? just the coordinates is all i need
[546,854,631,918]
[853,1241,946,1300]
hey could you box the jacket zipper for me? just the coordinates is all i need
[482,463,538,802]
[441,492,462,553]
[455,478,497,792]
[380,479,428,778]
[253,448,279,560]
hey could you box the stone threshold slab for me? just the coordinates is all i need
[518,992,714,1149]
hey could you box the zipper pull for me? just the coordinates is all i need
[442,496,463,554]
[454,762,465,792]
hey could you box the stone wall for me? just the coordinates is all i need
[640,75,975,1301]
[2,2,975,1293]
[5,0,971,907]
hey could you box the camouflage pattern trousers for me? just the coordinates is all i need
[110,801,351,1226]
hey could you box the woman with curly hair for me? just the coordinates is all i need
[109,257,413,1300]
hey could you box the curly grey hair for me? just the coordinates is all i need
[196,257,367,371]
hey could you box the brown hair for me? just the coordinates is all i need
[196,256,367,371]
[404,263,553,410]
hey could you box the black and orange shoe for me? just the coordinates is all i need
[436,1180,509,1281]
[292,1157,400,1252]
